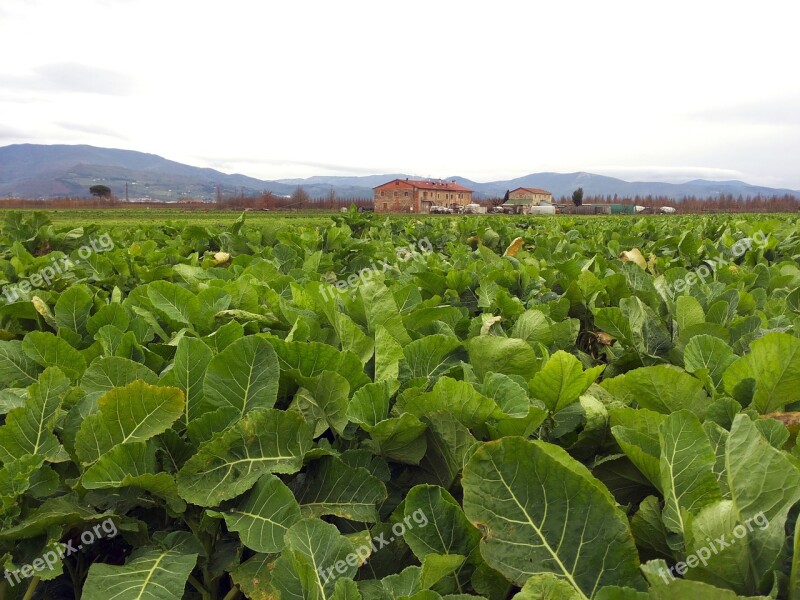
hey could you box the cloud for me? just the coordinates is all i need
[687,95,800,128]
[34,62,134,95]
[198,156,397,177]
[54,121,127,139]
[0,62,134,96]
[0,125,27,141]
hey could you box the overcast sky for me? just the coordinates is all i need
[1,0,798,188]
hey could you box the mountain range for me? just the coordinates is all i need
[1,144,798,201]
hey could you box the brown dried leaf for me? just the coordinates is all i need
[595,332,615,346]
[762,412,800,435]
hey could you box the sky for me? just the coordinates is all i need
[1,0,799,188]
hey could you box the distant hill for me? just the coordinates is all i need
[1,144,798,201]
[0,144,304,201]
[440,172,800,200]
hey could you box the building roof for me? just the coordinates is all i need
[511,187,552,195]
[374,178,473,192]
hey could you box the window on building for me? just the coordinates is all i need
[383,202,388,209]
[380,191,385,197]
[404,191,409,197]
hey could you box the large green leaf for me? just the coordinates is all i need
[791,516,800,600]
[0,495,113,540]
[481,372,531,418]
[462,437,645,596]
[363,412,429,465]
[610,407,666,490]
[359,280,412,345]
[680,500,762,594]
[159,336,213,427]
[726,414,800,524]
[347,380,394,427]
[211,473,301,553]
[722,332,800,413]
[147,280,199,328]
[267,518,360,598]
[80,356,158,399]
[400,334,466,383]
[375,324,405,383]
[602,366,708,415]
[419,412,478,489]
[0,367,70,463]
[511,309,554,347]
[332,311,374,365]
[0,340,42,387]
[397,377,505,428]
[54,284,93,335]
[466,336,538,381]
[293,370,351,436]
[675,295,705,332]
[81,441,186,512]
[676,414,800,594]
[21,331,86,380]
[0,453,47,517]
[403,484,481,560]
[528,351,604,413]
[82,546,198,600]
[230,554,274,600]
[86,302,130,336]
[201,335,279,418]
[74,381,185,464]
[267,337,370,392]
[683,335,737,389]
[293,455,387,522]
[177,408,312,506]
[658,410,722,544]
[513,574,583,599]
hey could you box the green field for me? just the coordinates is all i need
[1,208,799,599]
[3,208,337,228]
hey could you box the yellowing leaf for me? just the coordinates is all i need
[213,251,231,265]
[619,248,647,269]
[32,296,57,329]
[503,237,526,257]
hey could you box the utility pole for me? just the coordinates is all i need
[125,182,129,201]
